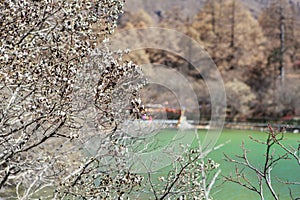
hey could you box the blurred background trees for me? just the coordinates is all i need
[120,0,300,120]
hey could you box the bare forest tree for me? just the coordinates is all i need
[259,0,300,81]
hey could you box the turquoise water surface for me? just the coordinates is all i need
[145,129,300,200]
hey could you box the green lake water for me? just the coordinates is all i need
[144,129,300,200]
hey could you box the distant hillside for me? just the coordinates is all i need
[124,0,205,20]
[124,0,300,20]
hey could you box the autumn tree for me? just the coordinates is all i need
[190,0,270,118]
[225,79,256,119]
[259,0,300,82]
[258,0,300,117]
[117,9,154,66]
[191,0,267,74]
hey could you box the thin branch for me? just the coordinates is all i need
[147,171,158,200]
[276,177,300,185]
[206,169,221,198]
